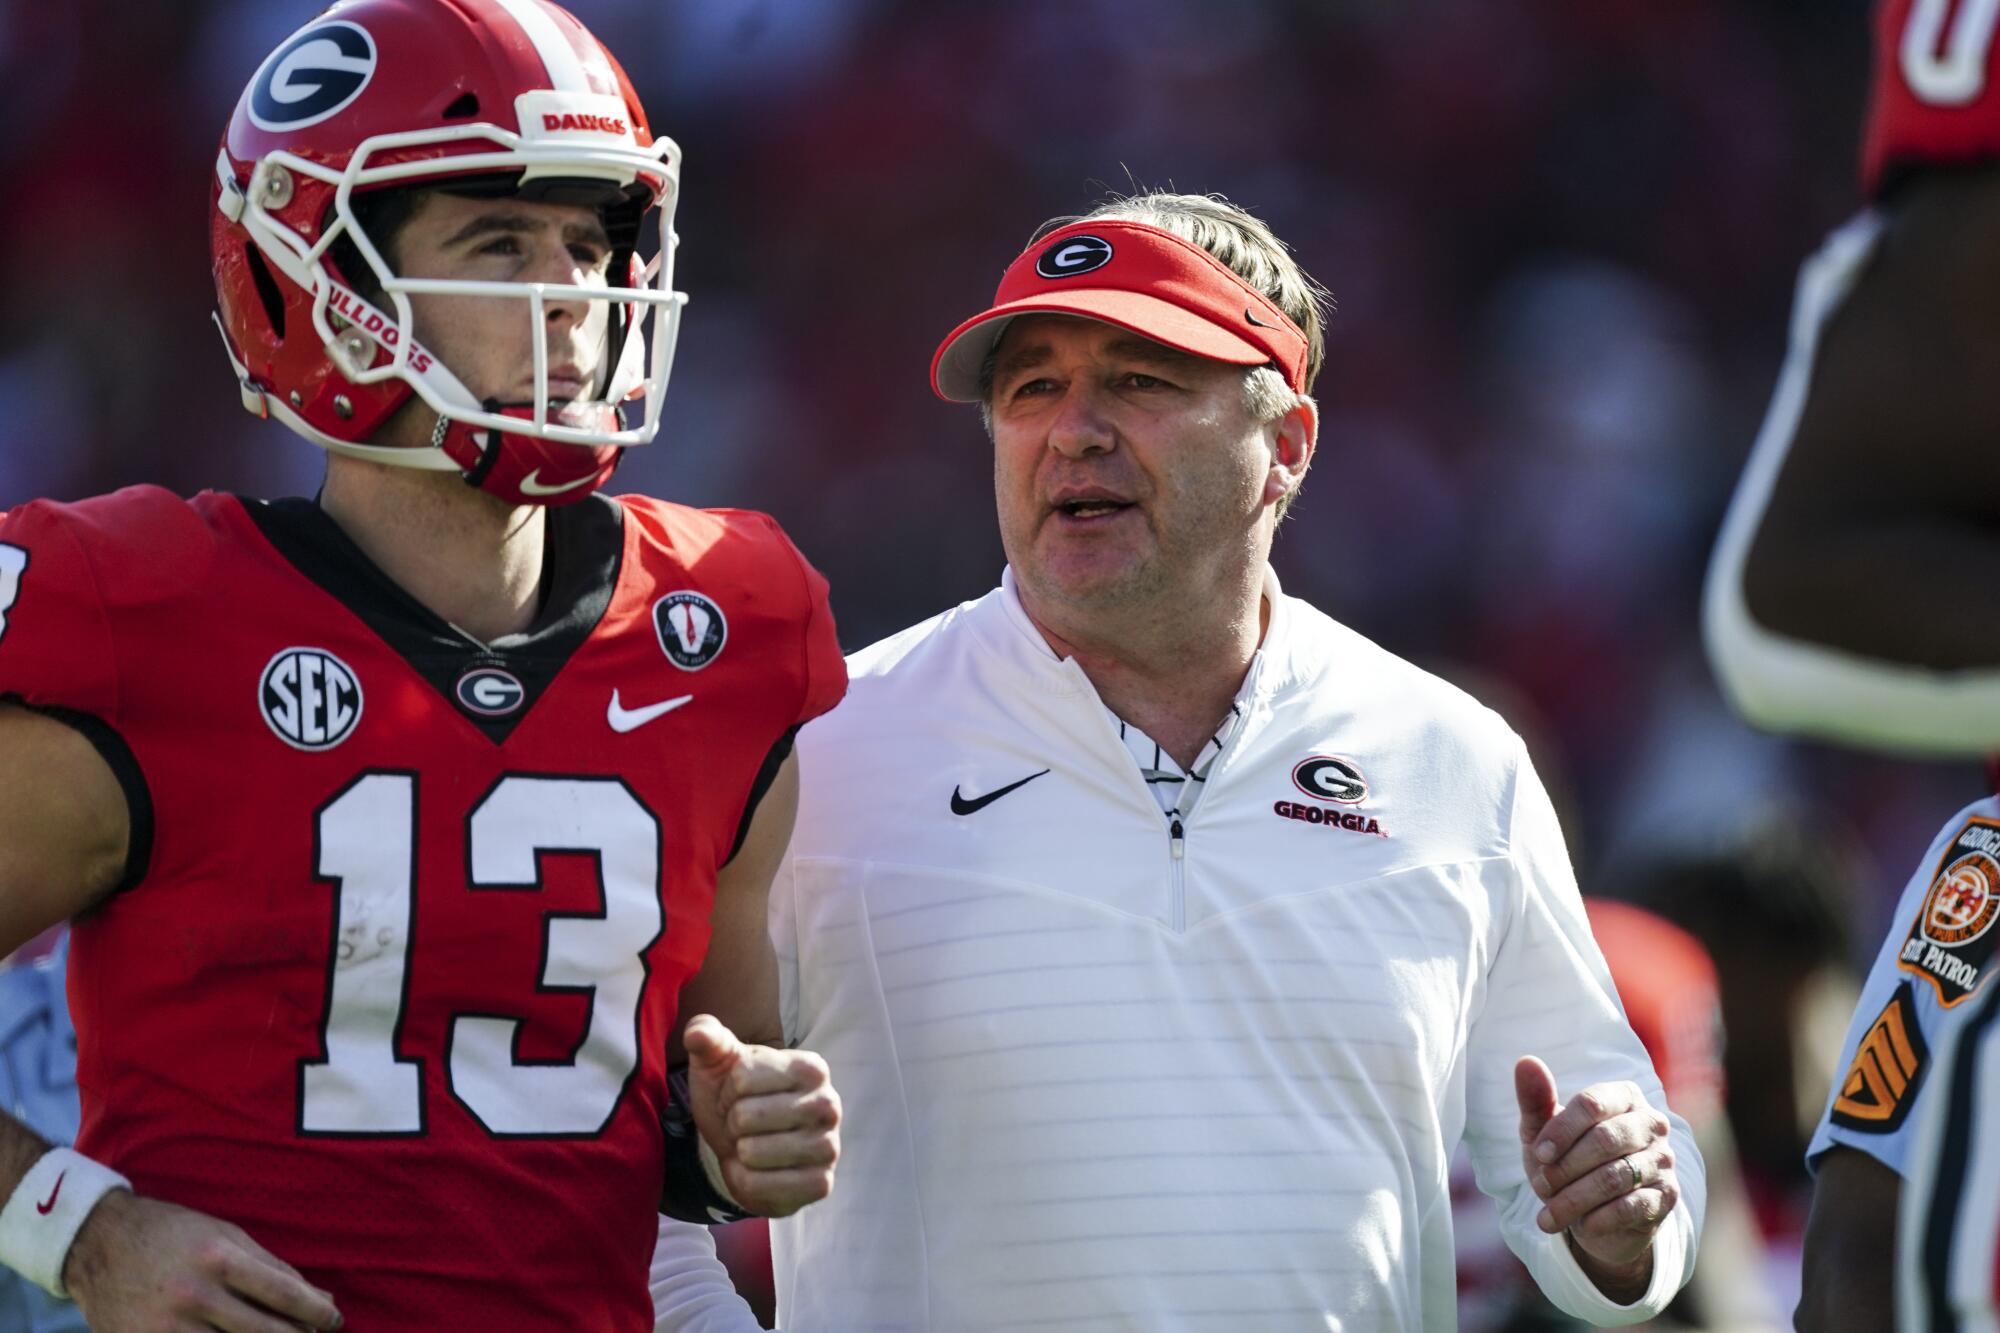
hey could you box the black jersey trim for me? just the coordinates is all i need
[659,1064,751,1224]
[724,727,799,867]
[13,700,155,899]
[239,495,624,744]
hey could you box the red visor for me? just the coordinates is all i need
[931,219,1309,402]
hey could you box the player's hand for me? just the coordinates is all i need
[63,1188,343,1331]
[1515,1055,1678,1300]
[683,1012,840,1218]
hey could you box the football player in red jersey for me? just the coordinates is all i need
[1703,2,2000,1329]
[0,2,845,1330]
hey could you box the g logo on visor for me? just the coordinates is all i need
[1035,235,1114,279]
[248,21,377,131]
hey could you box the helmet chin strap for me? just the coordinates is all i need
[432,404,622,507]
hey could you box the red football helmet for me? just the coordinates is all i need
[210,0,683,505]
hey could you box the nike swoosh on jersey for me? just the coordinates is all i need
[950,769,1050,815]
[519,468,602,498]
[607,690,694,733]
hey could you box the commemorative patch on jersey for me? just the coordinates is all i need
[1898,817,2000,1007]
[259,647,362,751]
[1830,981,1929,1134]
[653,591,727,671]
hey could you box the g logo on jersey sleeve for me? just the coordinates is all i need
[1898,816,2000,1007]
[260,648,363,751]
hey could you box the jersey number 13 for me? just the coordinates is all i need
[302,772,663,1138]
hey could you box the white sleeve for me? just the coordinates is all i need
[1702,209,2000,755]
[649,1217,768,1333]
[1896,969,2000,1333]
[771,850,801,1047]
[1807,796,2000,1176]
[1462,742,1705,1325]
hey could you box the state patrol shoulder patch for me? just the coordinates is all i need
[1829,980,1928,1134]
[1897,816,2000,1008]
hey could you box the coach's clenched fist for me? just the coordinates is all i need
[1515,1055,1679,1303]
[683,1013,840,1217]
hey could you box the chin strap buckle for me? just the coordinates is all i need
[211,312,267,419]
[214,150,246,224]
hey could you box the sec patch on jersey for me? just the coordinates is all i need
[1830,980,1928,1134]
[1898,816,2000,1007]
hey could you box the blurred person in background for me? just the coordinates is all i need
[1703,1,2000,1328]
[1624,834,1866,1325]
[653,190,1705,1331]
[0,929,84,1333]
[0,1,847,1328]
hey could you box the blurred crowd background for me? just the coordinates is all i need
[0,0,1970,1326]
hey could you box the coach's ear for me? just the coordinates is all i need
[1264,397,1317,510]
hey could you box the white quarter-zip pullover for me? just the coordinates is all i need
[761,568,1702,1331]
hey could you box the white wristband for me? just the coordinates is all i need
[0,1147,131,1298]
[696,1134,742,1209]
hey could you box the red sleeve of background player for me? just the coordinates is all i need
[1583,898,1727,1128]
[0,501,121,719]
[1862,0,2000,197]
[732,509,845,727]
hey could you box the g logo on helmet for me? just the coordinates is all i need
[1291,755,1368,805]
[248,21,378,131]
[1035,235,1114,279]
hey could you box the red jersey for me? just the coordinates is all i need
[1863,0,2000,196]
[0,487,845,1331]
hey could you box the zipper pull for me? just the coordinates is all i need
[1169,819,1185,860]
